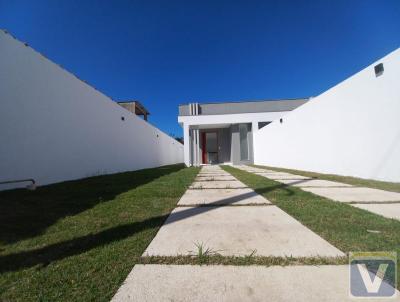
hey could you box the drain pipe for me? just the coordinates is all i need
[0,179,36,190]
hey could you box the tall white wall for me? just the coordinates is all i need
[254,48,400,182]
[0,30,183,190]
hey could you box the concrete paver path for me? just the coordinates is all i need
[189,180,248,189]
[113,165,398,301]
[235,165,400,220]
[143,205,343,257]
[178,188,269,206]
[112,264,400,302]
[143,165,343,257]
[302,187,400,202]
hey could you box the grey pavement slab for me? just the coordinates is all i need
[352,203,400,220]
[197,173,234,177]
[113,264,399,302]
[177,188,271,206]
[302,187,400,203]
[198,170,230,173]
[201,166,226,172]
[143,206,344,257]
[277,179,353,187]
[199,169,229,175]
[195,175,237,181]
[196,173,235,178]
[197,174,232,178]
[189,180,248,189]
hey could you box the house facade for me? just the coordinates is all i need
[178,99,308,166]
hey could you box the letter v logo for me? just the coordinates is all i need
[357,263,389,293]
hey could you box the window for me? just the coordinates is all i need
[258,121,271,129]
[239,124,249,161]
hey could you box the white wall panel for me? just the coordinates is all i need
[0,31,183,190]
[254,49,400,182]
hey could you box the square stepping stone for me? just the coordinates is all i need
[143,206,344,257]
[195,175,237,181]
[197,174,232,178]
[189,181,248,189]
[277,179,352,187]
[302,187,400,203]
[352,203,400,220]
[201,167,225,172]
[198,171,230,175]
[178,188,270,206]
[114,265,397,302]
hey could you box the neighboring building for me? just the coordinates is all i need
[178,99,308,166]
[117,100,150,121]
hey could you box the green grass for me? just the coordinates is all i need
[253,164,400,193]
[222,165,400,286]
[0,164,199,302]
[140,254,347,266]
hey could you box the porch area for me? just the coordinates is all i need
[186,123,254,166]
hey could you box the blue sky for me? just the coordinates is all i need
[1,0,399,136]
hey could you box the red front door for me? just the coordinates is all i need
[201,132,207,164]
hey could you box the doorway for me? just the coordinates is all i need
[201,132,218,164]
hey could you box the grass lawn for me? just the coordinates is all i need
[253,164,400,193]
[0,164,199,302]
[222,165,400,286]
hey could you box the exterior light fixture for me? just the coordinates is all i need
[374,63,384,77]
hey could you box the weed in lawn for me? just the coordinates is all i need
[193,242,218,264]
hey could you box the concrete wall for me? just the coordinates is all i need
[254,48,400,182]
[0,30,183,190]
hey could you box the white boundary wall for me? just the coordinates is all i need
[0,30,183,190]
[254,48,400,182]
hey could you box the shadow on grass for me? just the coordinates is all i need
[0,164,185,245]
[0,180,298,273]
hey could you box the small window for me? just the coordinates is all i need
[258,122,271,129]
[374,63,384,77]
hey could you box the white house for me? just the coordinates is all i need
[178,99,308,166]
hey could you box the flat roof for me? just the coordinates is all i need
[178,98,309,116]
